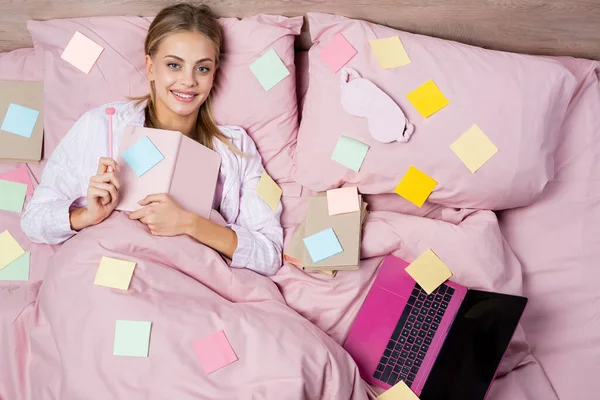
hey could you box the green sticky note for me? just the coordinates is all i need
[114,320,152,357]
[331,136,370,172]
[249,49,290,91]
[0,252,30,281]
[0,179,27,213]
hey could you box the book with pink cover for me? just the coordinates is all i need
[116,126,221,220]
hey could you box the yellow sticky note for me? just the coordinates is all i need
[326,186,360,216]
[370,37,411,69]
[405,249,452,294]
[406,80,450,118]
[377,380,420,400]
[450,125,498,173]
[0,230,25,271]
[394,166,437,207]
[94,256,136,290]
[256,172,282,210]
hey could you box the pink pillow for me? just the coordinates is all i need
[27,14,302,181]
[293,13,577,209]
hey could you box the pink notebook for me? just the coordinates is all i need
[116,126,222,220]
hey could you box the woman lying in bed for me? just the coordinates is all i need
[21,3,283,276]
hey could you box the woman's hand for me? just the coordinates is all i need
[128,193,194,236]
[83,157,121,226]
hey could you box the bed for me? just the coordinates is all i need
[1,1,599,399]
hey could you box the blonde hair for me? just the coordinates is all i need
[135,4,237,153]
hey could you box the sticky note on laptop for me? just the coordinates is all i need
[406,80,450,118]
[1,103,40,138]
[61,31,104,74]
[0,230,25,271]
[377,380,419,400]
[113,320,152,357]
[405,249,452,294]
[450,125,498,173]
[394,166,437,207]
[0,179,27,213]
[303,227,344,263]
[0,252,30,281]
[193,330,238,374]
[319,32,358,73]
[327,186,360,216]
[256,172,282,210]
[370,36,411,69]
[94,256,136,290]
[121,136,164,177]
[249,49,290,91]
[0,167,34,196]
[331,136,369,172]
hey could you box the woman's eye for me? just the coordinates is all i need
[167,63,180,69]
[197,66,209,73]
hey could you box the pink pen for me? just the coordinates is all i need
[105,107,115,172]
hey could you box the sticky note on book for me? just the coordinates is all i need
[0,252,30,281]
[450,124,498,173]
[249,49,290,91]
[61,31,104,74]
[113,320,152,357]
[327,186,360,216]
[1,103,40,138]
[303,228,343,263]
[0,180,27,213]
[377,380,420,400]
[121,136,164,177]
[407,80,449,118]
[405,249,452,294]
[331,136,369,172]
[319,32,358,73]
[256,172,282,210]
[0,230,25,270]
[370,36,411,69]
[0,167,34,195]
[94,256,136,290]
[394,166,437,207]
[193,330,238,374]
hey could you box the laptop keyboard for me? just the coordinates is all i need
[373,283,455,388]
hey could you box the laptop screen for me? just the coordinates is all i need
[419,290,527,400]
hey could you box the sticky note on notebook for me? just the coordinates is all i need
[0,167,34,196]
[121,136,164,177]
[193,330,238,374]
[303,227,344,263]
[377,380,420,400]
[370,37,411,69]
[94,256,136,290]
[61,31,104,74]
[319,32,358,73]
[0,230,25,271]
[394,166,437,207]
[450,125,498,173]
[249,49,290,91]
[113,320,152,357]
[256,172,282,210]
[405,249,452,294]
[0,252,30,281]
[331,136,369,172]
[0,180,27,213]
[406,80,449,118]
[327,186,360,216]
[1,103,40,138]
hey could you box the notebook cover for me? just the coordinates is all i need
[0,81,44,163]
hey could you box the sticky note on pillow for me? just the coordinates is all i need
[193,330,238,374]
[0,230,25,271]
[249,49,290,91]
[377,380,419,400]
[113,320,152,357]
[0,167,35,196]
[303,228,344,263]
[370,37,411,69]
[394,166,437,207]
[1,103,40,138]
[331,136,369,172]
[319,33,358,73]
[451,125,498,173]
[61,31,104,74]
[0,180,27,213]
[407,80,450,118]
[327,186,360,216]
[0,252,30,281]
[256,172,282,210]
[121,136,164,177]
[405,249,452,294]
[94,256,136,290]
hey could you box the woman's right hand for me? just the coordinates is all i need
[84,157,121,226]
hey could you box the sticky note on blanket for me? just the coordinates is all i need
[256,172,282,210]
[327,186,360,216]
[1,103,40,139]
[113,320,152,357]
[0,180,27,213]
[0,167,34,195]
[0,252,30,281]
[370,37,411,69]
[303,228,344,263]
[94,256,136,290]
[61,31,104,74]
[377,380,420,400]
[319,32,358,73]
[331,136,369,172]
[193,330,238,374]
[406,80,450,118]
[405,249,452,294]
[121,136,164,177]
[394,166,437,208]
[0,230,25,271]
[249,49,290,91]
[450,125,498,173]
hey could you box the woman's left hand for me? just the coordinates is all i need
[128,193,194,237]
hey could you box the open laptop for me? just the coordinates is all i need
[343,255,527,399]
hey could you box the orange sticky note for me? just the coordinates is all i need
[61,31,104,74]
[94,256,136,290]
[405,249,452,294]
[394,166,437,207]
[256,172,282,210]
[377,380,419,400]
[370,37,411,69]
[406,80,450,118]
[450,125,498,173]
[326,187,360,216]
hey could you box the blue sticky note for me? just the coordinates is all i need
[1,103,40,138]
[121,136,164,177]
[303,228,344,263]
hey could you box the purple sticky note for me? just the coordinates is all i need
[193,330,238,374]
[319,33,358,73]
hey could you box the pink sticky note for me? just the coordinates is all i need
[192,330,238,374]
[319,33,358,73]
[327,186,360,216]
[0,167,34,196]
[61,31,104,74]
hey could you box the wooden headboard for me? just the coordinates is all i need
[1,0,599,60]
